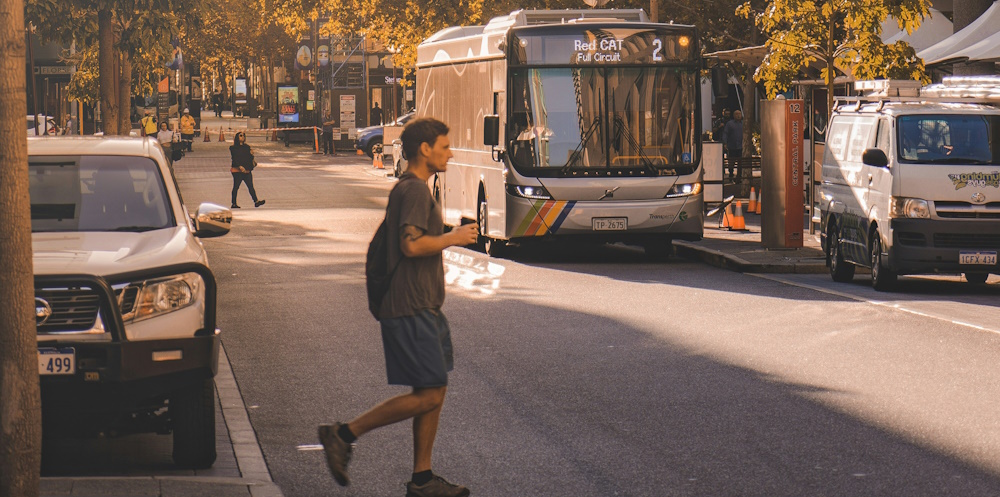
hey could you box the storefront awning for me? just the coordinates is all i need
[882,9,953,51]
[918,1,1000,64]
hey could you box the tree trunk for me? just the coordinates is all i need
[98,8,118,135]
[0,0,43,495]
[119,50,132,136]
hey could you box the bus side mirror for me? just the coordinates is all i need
[484,115,500,146]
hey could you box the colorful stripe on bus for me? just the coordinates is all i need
[513,200,577,237]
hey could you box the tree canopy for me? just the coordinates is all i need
[738,0,930,109]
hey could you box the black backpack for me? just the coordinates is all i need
[365,218,401,320]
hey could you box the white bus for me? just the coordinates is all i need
[416,9,704,257]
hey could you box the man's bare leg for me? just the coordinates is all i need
[347,386,446,440]
[413,392,445,472]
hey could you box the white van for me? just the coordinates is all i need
[820,78,1000,290]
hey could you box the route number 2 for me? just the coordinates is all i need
[652,39,663,62]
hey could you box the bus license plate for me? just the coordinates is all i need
[593,217,627,231]
[959,251,997,265]
[38,347,75,375]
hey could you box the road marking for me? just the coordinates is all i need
[297,444,323,451]
[752,274,1000,336]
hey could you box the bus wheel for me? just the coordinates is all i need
[965,272,989,284]
[644,241,674,261]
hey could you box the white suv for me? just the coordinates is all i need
[29,136,232,469]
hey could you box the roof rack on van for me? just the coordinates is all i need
[847,78,1000,106]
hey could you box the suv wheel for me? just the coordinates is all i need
[828,224,855,282]
[171,378,217,469]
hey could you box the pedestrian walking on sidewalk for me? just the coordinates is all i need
[319,118,478,497]
[156,121,180,166]
[180,108,196,152]
[229,132,265,209]
[322,113,337,155]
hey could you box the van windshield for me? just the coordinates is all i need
[897,114,1000,164]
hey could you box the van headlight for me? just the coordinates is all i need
[666,182,702,197]
[119,273,204,323]
[890,197,930,219]
[508,184,552,199]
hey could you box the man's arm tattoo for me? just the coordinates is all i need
[401,224,426,242]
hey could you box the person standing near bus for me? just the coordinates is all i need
[721,109,743,180]
[322,112,337,156]
[318,118,478,497]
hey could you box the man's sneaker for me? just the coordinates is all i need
[254,199,266,208]
[405,475,470,497]
[317,423,352,486]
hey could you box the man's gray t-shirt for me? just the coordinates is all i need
[380,173,445,320]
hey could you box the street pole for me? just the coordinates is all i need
[650,0,659,22]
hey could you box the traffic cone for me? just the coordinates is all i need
[748,187,757,213]
[721,201,733,228]
[218,128,226,142]
[732,201,747,230]
[356,149,364,155]
[755,191,762,214]
[204,128,211,142]
[373,154,383,169]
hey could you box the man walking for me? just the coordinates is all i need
[140,110,157,137]
[319,118,478,497]
[370,102,383,126]
[721,109,744,180]
[180,108,196,152]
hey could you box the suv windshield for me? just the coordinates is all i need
[30,156,173,233]
[508,67,698,174]
[897,114,1000,164]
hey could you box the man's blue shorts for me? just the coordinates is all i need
[380,308,453,387]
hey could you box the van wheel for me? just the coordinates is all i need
[171,379,216,469]
[869,233,897,291]
[828,225,855,283]
[965,272,989,284]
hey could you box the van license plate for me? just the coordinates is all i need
[38,347,75,375]
[593,217,627,231]
[959,251,997,265]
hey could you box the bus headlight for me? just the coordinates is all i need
[890,197,930,219]
[508,184,552,200]
[665,182,702,197]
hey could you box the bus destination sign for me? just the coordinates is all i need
[510,27,697,66]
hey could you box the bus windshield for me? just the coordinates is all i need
[508,66,698,174]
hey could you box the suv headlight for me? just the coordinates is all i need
[665,182,702,197]
[508,184,552,200]
[890,197,930,219]
[118,273,204,323]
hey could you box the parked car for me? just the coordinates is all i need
[27,114,59,136]
[354,111,415,158]
[29,136,232,469]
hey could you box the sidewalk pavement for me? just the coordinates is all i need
[675,209,829,274]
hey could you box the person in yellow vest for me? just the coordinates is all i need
[179,108,196,152]
[141,111,157,137]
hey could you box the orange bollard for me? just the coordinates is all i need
[748,187,757,213]
[732,201,747,230]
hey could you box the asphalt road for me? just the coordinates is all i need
[176,143,1000,497]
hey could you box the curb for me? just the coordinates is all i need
[673,240,829,274]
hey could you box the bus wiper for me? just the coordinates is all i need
[561,116,602,173]
[613,116,658,174]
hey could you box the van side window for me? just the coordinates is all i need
[827,117,853,161]
[875,118,891,153]
[846,117,876,163]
